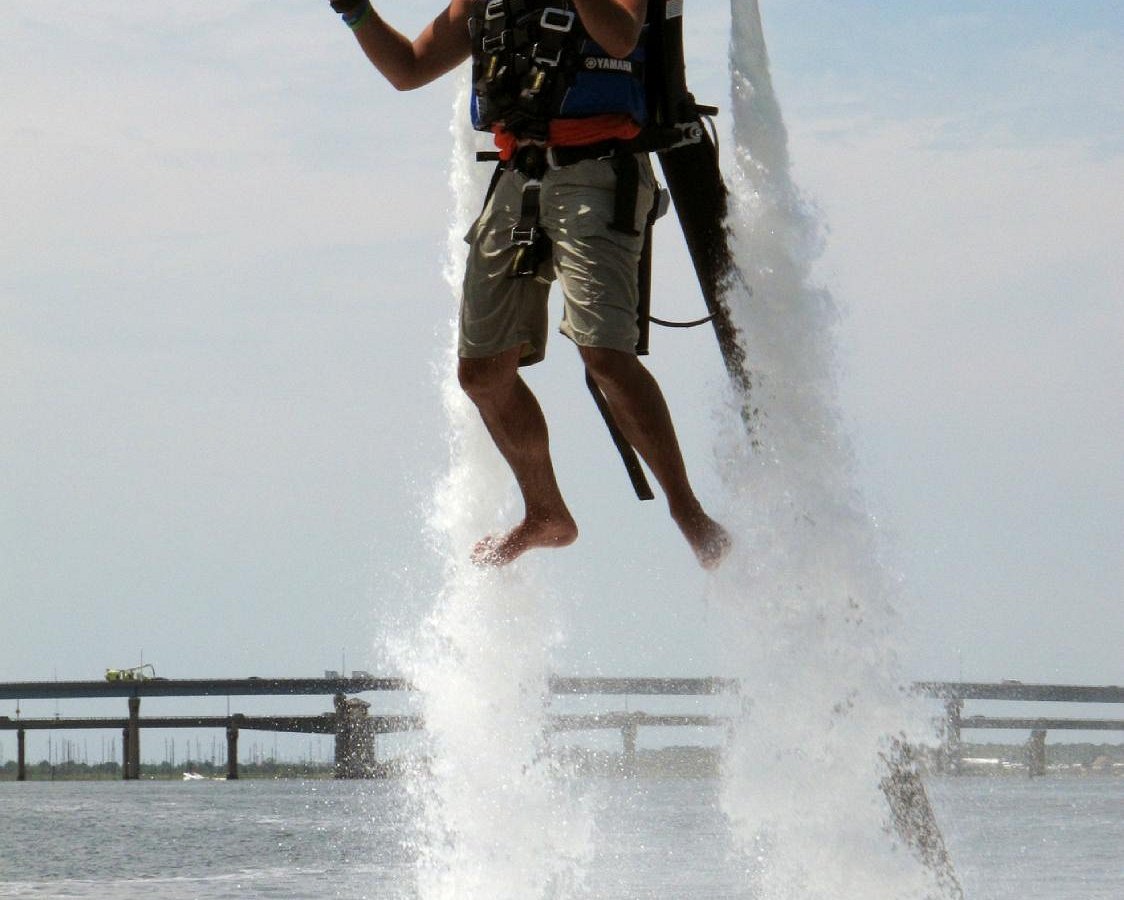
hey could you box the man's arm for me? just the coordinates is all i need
[343,2,473,92]
[572,0,649,59]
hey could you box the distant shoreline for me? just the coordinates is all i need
[3,742,1122,782]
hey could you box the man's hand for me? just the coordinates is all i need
[329,2,472,92]
[330,0,372,29]
[330,0,368,14]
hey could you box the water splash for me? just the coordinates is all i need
[710,2,945,897]
[390,77,593,900]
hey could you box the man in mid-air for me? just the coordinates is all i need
[329,0,730,569]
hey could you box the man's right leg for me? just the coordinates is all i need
[581,346,730,570]
[458,346,578,566]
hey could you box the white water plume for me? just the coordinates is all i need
[390,77,593,900]
[710,2,945,897]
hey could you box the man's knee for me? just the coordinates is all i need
[458,354,516,403]
[579,345,642,390]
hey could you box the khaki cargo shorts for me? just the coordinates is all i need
[459,154,656,366]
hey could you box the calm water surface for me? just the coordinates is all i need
[0,776,1120,898]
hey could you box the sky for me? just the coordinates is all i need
[2,2,1122,752]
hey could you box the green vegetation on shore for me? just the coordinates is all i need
[0,759,336,782]
[939,742,1124,773]
[3,743,1121,782]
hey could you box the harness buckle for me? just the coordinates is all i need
[540,8,575,32]
[510,173,543,247]
[533,43,563,67]
[484,0,505,21]
[481,31,508,54]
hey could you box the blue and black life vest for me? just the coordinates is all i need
[469,0,649,140]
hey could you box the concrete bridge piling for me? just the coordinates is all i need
[16,728,26,782]
[227,724,240,780]
[334,695,379,778]
[1027,729,1048,777]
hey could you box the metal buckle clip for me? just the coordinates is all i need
[481,31,507,54]
[484,0,505,21]
[540,8,575,32]
[533,42,563,66]
[511,224,538,246]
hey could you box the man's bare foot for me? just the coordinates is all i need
[676,510,732,570]
[471,513,579,567]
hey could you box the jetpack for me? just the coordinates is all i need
[586,0,755,500]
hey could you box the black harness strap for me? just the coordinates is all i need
[507,144,551,278]
[482,159,506,206]
[584,370,654,501]
[608,153,641,237]
[635,183,670,356]
[509,179,545,277]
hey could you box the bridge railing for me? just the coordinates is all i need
[911,682,1124,775]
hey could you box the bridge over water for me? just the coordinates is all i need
[2,678,1121,780]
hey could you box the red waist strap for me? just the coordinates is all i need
[493,115,642,161]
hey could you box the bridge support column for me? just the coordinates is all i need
[122,727,130,780]
[621,721,638,776]
[943,700,962,774]
[334,694,376,778]
[125,696,141,780]
[16,728,26,781]
[226,725,239,780]
[1027,729,1047,777]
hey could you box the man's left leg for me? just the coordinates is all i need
[581,345,730,569]
[459,347,579,567]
